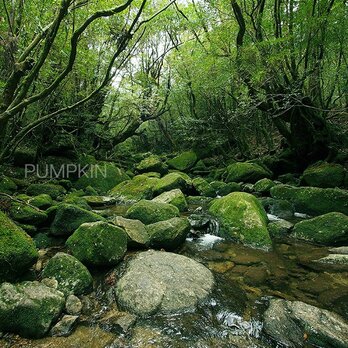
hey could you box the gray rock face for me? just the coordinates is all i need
[0,281,65,338]
[263,299,348,348]
[50,315,78,337]
[115,250,214,316]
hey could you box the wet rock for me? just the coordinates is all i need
[329,246,348,254]
[50,315,78,337]
[26,183,66,199]
[41,278,59,289]
[210,181,241,196]
[147,217,190,250]
[263,299,348,348]
[136,154,168,175]
[66,221,127,267]
[125,200,179,225]
[9,202,48,226]
[65,294,82,315]
[116,250,214,316]
[83,195,117,207]
[259,197,294,220]
[292,212,348,245]
[98,310,136,334]
[225,162,272,183]
[0,281,65,338]
[209,192,272,250]
[42,252,93,295]
[192,177,216,197]
[167,151,198,172]
[268,220,293,238]
[152,188,188,212]
[316,254,348,266]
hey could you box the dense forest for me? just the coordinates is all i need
[0,0,348,347]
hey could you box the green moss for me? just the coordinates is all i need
[66,221,127,267]
[259,197,294,219]
[292,212,348,245]
[27,183,66,199]
[29,194,53,210]
[209,192,272,250]
[154,172,190,195]
[136,155,168,175]
[268,220,293,238]
[0,211,38,281]
[50,203,105,236]
[254,178,276,194]
[192,177,216,197]
[9,202,48,226]
[0,176,17,194]
[125,200,180,225]
[109,174,159,203]
[152,189,188,212]
[270,184,348,215]
[167,151,198,171]
[42,252,93,295]
[225,162,272,183]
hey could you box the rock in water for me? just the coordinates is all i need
[152,188,188,212]
[115,250,214,316]
[209,192,272,250]
[0,281,65,338]
[263,299,348,348]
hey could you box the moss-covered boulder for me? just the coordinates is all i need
[0,281,64,338]
[167,151,198,172]
[136,155,168,175]
[292,212,348,245]
[0,176,17,194]
[83,195,116,207]
[254,178,276,194]
[29,194,53,210]
[125,200,180,225]
[75,162,129,194]
[192,177,216,197]
[27,183,66,200]
[0,211,38,281]
[147,217,190,250]
[50,203,105,236]
[209,192,272,250]
[153,172,190,195]
[270,185,348,215]
[152,189,188,212]
[302,162,346,188]
[66,221,127,267]
[13,145,37,167]
[210,181,241,196]
[42,252,93,295]
[225,162,272,183]
[9,202,48,226]
[259,197,294,220]
[109,175,159,203]
[112,216,150,248]
[268,220,293,238]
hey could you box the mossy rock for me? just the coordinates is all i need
[50,203,105,236]
[268,220,293,238]
[42,252,93,295]
[125,200,180,225]
[259,197,295,220]
[29,194,53,210]
[66,221,127,267]
[62,195,91,210]
[225,162,272,183]
[9,202,48,226]
[75,162,130,194]
[302,162,346,188]
[0,281,65,338]
[141,172,161,179]
[292,212,348,245]
[192,177,216,198]
[33,233,57,249]
[167,151,198,172]
[0,176,17,194]
[109,175,159,203]
[83,195,116,207]
[209,192,272,250]
[153,172,190,195]
[147,217,190,251]
[210,181,241,196]
[112,216,150,248]
[16,223,37,236]
[136,155,168,175]
[13,146,37,167]
[254,178,276,194]
[0,211,38,281]
[270,185,348,216]
[152,189,188,212]
[27,183,66,200]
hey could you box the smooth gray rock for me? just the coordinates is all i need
[50,315,78,337]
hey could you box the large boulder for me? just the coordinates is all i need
[225,162,272,183]
[292,212,348,245]
[209,192,272,250]
[147,217,190,250]
[263,299,348,348]
[111,216,150,248]
[26,183,66,200]
[109,175,159,203]
[153,172,191,195]
[0,281,65,338]
[270,185,348,215]
[136,155,168,175]
[29,194,53,210]
[125,200,180,225]
[152,189,188,212]
[75,162,129,194]
[302,162,346,188]
[259,197,294,220]
[210,181,241,196]
[66,221,127,267]
[9,202,48,226]
[0,211,38,281]
[50,203,105,236]
[42,252,93,295]
[115,250,214,316]
[192,177,216,197]
[167,151,198,172]
[254,178,276,194]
